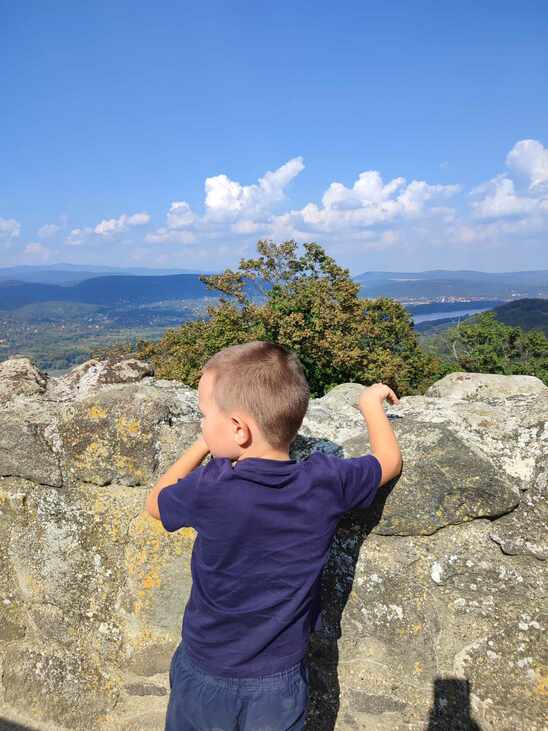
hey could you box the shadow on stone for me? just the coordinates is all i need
[0,719,38,731]
[301,436,401,731]
[426,677,483,730]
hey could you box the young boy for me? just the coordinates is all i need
[145,340,402,731]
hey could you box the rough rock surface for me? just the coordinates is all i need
[0,356,546,731]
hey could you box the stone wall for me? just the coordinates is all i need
[0,357,546,730]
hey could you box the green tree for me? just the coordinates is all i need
[132,240,451,396]
[442,311,548,383]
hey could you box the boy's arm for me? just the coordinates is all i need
[145,435,210,520]
[358,387,402,487]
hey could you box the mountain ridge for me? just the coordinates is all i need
[1,268,547,308]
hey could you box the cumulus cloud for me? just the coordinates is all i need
[470,175,538,220]
[145,158,305,246]
[37,223,60,239]
[506,139,548,190]
[270,172,460,237]
[145,228,196,245]
[23,242,50,258]
[65,227,93,246]
[449,212,547,248]
[0,217,21,241]
[58,211,151,248]
[166,201,196,228]
[94,211,150,237]
[26,137,547,263]
[204,157,304,221]
[145,200,197,244]
[231,220,260,235]
[470,139,548,230]
[82,141,547,258]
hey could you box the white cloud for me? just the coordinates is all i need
[399,180,460,214]
[65,227,93,246]
[321,172,405,210]
[506,139,548,190]
[231,220,260,235]
[203,157,304,221]
[145,228,196,245]
[471,175,538,220]
[36,138,547,265]
[94,211,150,237]
[470,139,548,230]
[0,217,21,241]
[270,172,460,235]
[23,242,50,259]
[37,223,60,239]
[145,158,305,246]
[449,213,547,248]
[166,201,195,228]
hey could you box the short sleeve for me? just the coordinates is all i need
[157,465,206,532]
[334,453,382,512]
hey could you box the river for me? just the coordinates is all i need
[410,307,493,324]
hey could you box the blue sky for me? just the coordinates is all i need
[1,1,547,273]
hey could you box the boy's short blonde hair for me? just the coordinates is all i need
[201,340,310,450]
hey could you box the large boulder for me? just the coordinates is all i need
[0,358,546,730]
[424,370,546,400]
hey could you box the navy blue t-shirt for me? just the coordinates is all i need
[157,450,382,678]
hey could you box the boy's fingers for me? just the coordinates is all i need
[389,389,399,403]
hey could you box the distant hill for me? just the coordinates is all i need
[354,269,548,283]
[1,268,547,310]
[0,273,266,310]
[470,298,548,335]
[355,269,548,299]
[0,264,220,287]
[416,298,548,336]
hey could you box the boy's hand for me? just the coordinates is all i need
[358,383,400,412]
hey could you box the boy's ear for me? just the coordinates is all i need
[231,415,252,446]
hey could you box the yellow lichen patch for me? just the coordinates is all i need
[396,621,423,639]
[125,512,194,619]
[106,515,125,543]
[112,454,147,481]
[84,441,110,459]
[88,490,136,544]
[140,512,169,536]
[533,667,547,697]
[116,415,141,439]
[179,527,197,540]
[17,572,46,601]
[71,441,111,475]
[173,543,185,557]
[139,626,155,642]
[92,494,109,517]
[142,569,161,590]
[88,404,108,420]
[415,661,423,674]
[125,517,166,616]
[139,513,196,541]
[121,511,193,657]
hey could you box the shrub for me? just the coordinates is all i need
[132,240,451,396]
